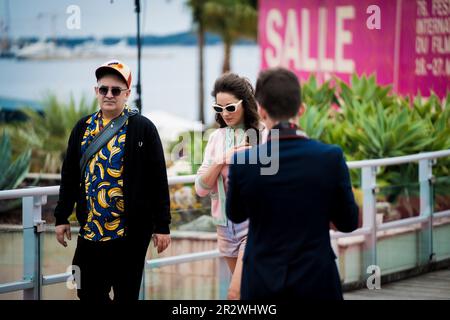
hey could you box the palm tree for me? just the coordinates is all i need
[203,0,257,73]
[186,0,257,124]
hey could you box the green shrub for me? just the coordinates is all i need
[10,94,97,173]
[300,74,450,195]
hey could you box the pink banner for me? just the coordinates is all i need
[259,0,450,98]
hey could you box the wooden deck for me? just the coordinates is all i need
[344,268,450,300]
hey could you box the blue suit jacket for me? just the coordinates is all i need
[226,135,359,300]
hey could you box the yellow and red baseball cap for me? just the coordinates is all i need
[95,60,132,88]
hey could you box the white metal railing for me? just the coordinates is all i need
[0,149,450,299]
[26,173,61,180]
[346,149,450,168]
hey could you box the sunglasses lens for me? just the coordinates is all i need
[225,105,236,112]
[99,87,108,95]
[213,106,223,113]
[99,87,125,96]
[111,88,122,96]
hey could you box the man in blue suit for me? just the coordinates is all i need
[226,67,359,300]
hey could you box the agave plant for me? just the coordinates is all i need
[0,131,31,214]
[13,94,97,173]
[410,91,450,153]
[0,131,31,190]
[297,73,450,196]
[300,75,341,141]
[299,104,330,140]
[337,78,432,193]
[338,73,394,109]
[410,91,450,205]
[342,101,430,160]
[301,75,337,110]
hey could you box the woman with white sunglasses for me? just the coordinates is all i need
[195,73,267,300]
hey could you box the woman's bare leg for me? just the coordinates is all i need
[227,250,244,300]
[224,256,237,273]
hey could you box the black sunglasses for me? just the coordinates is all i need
[98,86,128,97]
[212,100,242,113]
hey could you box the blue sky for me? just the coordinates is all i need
[2,0,193,38]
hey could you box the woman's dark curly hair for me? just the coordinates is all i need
[211,73,261,145]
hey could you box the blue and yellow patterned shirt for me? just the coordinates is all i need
[79,107,129,241]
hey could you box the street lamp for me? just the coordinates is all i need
[134,0,142,113]
[110,0,142,113]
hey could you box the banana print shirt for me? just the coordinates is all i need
[79,108,129,241]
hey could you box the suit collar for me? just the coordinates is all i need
[268,121,308,141]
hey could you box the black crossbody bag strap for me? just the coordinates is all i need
[79,109,138,179]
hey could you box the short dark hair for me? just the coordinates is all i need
[255,67,301,120]
[211,72,260,133]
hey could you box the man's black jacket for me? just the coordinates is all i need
[54,113,171,257]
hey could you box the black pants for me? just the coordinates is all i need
[72,236,144,301]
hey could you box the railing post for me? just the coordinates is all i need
[22,195,46,300]
[217,256,230,300]
[361,166,378,275]
[139,268,146,300]
[419,159,434,265]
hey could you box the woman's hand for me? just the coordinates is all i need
[198,142,252,192]
[223,144,252,165]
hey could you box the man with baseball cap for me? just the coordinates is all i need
[54,60,171,301]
